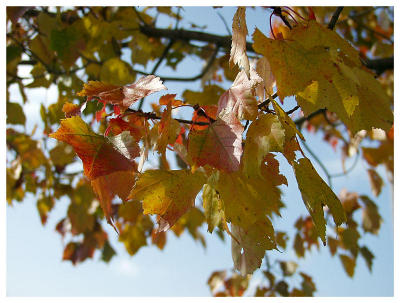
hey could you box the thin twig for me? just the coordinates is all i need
[217,11,231,35]
[300,140,333,188]
[331,151,360,178]
[327,7,344,30]
[286,105,300,115]
[133,7,149,26]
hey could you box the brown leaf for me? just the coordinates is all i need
[367,168,384,197]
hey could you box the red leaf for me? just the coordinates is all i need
[188,114,243,172]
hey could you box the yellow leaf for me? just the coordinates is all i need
[183,85,225,106]
[202,183,225,233]
[128,169,206,231]
[241,113,285,177]
[254,22,393,133]
[253,28,330,102]
[293,158,346,243]
[216,171,283,227]
[100,57,136,86]
[288,20,361,67]
[339,254,356,277]
[231,220,275,275]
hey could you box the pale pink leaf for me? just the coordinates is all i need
[256,57,276,100]
[122,75,167,107]
[217,69,263,121]
[230,7,250,77]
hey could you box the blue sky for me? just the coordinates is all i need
[5,6,395,297]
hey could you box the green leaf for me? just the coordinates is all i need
[101,241,116,262]
[293,158,346,244]
[360,246,374,272]
[7,102,26,125]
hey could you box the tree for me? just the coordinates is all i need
[6,6,394,297]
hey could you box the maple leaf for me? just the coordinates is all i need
[191,105,217,131]
[367,169,384,197]
[289,20,361,66]
[253,21,393,133]
[78,75,166,110]
[188,116,243,172]
[360,195,381,234]
[241,113,285,177]
[340,254,356,277]
[253,28,330,102]
[230,7,250,77]
[183,85,226,106]
[292,158,346,244]
[202,183,225,233]
[128,169,206,231]
[49,117,138,225]
[231,220,276,275]
[156,101,181,159]
[255,57,275,100]
[216,171,283,225]
[159,93,184,106]
[217,69,262,121]
[62,102,81,118]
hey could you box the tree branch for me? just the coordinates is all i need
[139,24,254,52]
[327,7,344,30]
[124,109,211,126]
[294,108,327,128]
[364,56,394,74]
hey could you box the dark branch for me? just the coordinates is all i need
[125,109,211,126]
[365,56,394,74]
[327,7,344,30]
[295,108,327,128]
[258,93,278,110]
[139,24,254,52]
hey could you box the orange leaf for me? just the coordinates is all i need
[50,116,139,225]
[62,102,81,118]
[191,105,217,131]
[159,94,184,106]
